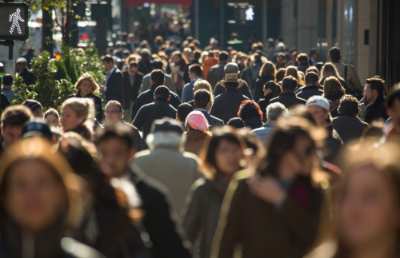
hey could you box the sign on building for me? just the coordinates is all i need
[0,3,29,41]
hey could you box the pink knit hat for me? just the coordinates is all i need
[186,111,209,131]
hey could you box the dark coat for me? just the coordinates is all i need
[1,93,10,112]
[129,167,192,258]
[210,88,249,124]
[254,74,275,102]
[269,91,306,109]
[214,80,253,100]
[103,121,142,151]
[243,117,263,130]
[105,67,124,105]
[296,85,324,101]
[22,52,36,69]
[324,124,343,164]
[297,62,310,73]
[68,92,103,123]
[196,109,224,129]
[206,62,227,89]
[258,92,277,122]
[122,71,144,109]
[131,83,181,120]
[364,95,388,124]
[18,68,37,86]
[138,60,153,76]
[132,99,177,149]
[333,114,369,144]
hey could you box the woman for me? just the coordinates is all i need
[61,97,94,141]
[237,100,263,130]
[275,68,287,83]
[254,61,276,102]
[0,137,103,257]
[319,63,346,88]
[211,117,327,258]
[324,76,346,118]
[188,79,214,108]
[285,65,304,86]
[184,111,212,156]
[44,108,60,128]
[182,127,246,258]
[68,73,103,123]
[171,51,188,98]
[258,81,282,121]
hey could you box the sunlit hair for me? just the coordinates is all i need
[0,137,84,231]
[194,79,214,105]
[125,54,140,65]
[285,66,304,86]
[146,131,185,151]
[298,71,305,83]
[59,132,97,158]
[259,61,276,77]
[74,73,100,94]
[237,100,263,121]
[306,66,320,76]
[323,76,345,97]
[275,68,287,82]
[44,108,59,120]
[320,62,343,82]
[62,97,95,128]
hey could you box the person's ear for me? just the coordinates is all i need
[176,114,180,121]
[206,102,211,110]
[129,149,137,161]
[167,96,171,101]
[153,94,156,100]
[163,79,166,84]
[315,81,319,86]
[150,79,154,85]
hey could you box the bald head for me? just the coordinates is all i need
[224,62,239,74]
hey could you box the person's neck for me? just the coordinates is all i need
[278,163,297,182]
[195,107,208,112]
[350,235,397,258]
[2,85,11,89]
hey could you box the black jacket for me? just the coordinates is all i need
[297,62,310,73]
[1,93,10,112]
[333,114,369,144]
[131,83,181,120]
[132,99,177,149]
[68,92,103,123]
[18,68,37,86]
[138,60,153,76]
[196,109,224,129]
[296,85,324,101]
[214,80,253,100]
[243,117,263,130]
[258,92,277,122]
[364,95,388,124]
[210,88,249,124]
[123,71,144,109]
[254,75,275,102]
[105,67,124,105]
[269,91,306,109]
[129,167,192,258]
[324,124,343,164]
[103,121,142,151]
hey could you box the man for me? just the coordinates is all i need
[96,124,192,258]
[333,95,369,145]
[194,89,224,128]
[131,69,180,120]
[104,100,141,151]
[22,118,54,143]
[138,48,153,76]
[22,47,37,69]
[296,72,324,101]
[306,96,342,164]
[132,86,177,149]
[181,64,203,103]
[126,33,138,54]
[22,99,43,118]
[2,74,18,103]
[206,51,229,89]
[101,55,124,106]
[275,52,287,69]
[309,49,319,66]
[329,47,364,95]
[296,53,310,73]
[184,50,201,84]
[0,105,33,155]
[17,57,37,86]
[122,62,143,122]
[364,78,388,124]
[140,59,176,93]
[269,76,306,108]
[213,63,253,100]
[134,118,201,216]
[251,102,288,143]
[177,103,194,127]
[210,74,249,124]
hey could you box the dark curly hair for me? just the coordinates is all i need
[237,100,263,121]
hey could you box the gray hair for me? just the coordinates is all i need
[224,62,239,74]
[146,131,185,151]
[267,103,288,121]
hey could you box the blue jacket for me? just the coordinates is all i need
[181,78,201,103]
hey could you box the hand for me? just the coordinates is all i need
[99,85,105,92]
[247,175,286,205]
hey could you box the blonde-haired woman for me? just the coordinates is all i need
[285,65,304,86]
[254,61,276,102]
[68,73,103,123]
[319,62,346,88]
[188,79,214,108]
[61,97,95,141]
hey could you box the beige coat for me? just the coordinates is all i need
[332,62,364,92]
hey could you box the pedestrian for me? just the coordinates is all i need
[138,48,153,76]
[122,61,143,122]
[101,55,124,106]
[139,59,176,93]
[68,73,103,123]
[16,57,37,86]
[254,61,276,102]
[258,81,282,121]
[309,49,319,66]
[188,79,214,108]
[251,102,288,144]
[296,53,310,73]
[183,127,246,258]
[22,118,54,143]
[206,51,229,89]
[296,72,324,101]
[22,99,43,118]
[202,52,219,80]
[364,78,388,124]
[184,111,211,156]
[0,105,33,155]
[275,52,287,69]
[132,86,178,149]
[385,84,400,143]
[96,123,192,258]
[319,62,347,89]
[227,117,245,129]
[285,66,304,86]
[332,95,369,144]
[1,74,18,103]
[269,76,306,109]
[177,103,194,128]
[247,52,264,89]
[0,137,103,257]
[210,74,250,124]
[170,51,187,98]
[275,68,287,83]
[184,50,202,84]
[61,97,94,141]
[285,51,298,67]
[323,76,346,118]
[22,47,37,69]
[211,117,327,258]
[237,100,263,130]
[194,89,224,128]
[181,64,203,103]
[306,96,342,164]
[214,63,253,99]
[44,108,60,128]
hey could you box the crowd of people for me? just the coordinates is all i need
[1,33,400,258]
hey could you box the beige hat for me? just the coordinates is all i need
[219,73,245,88]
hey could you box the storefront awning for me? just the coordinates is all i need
[125,0,192,6]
